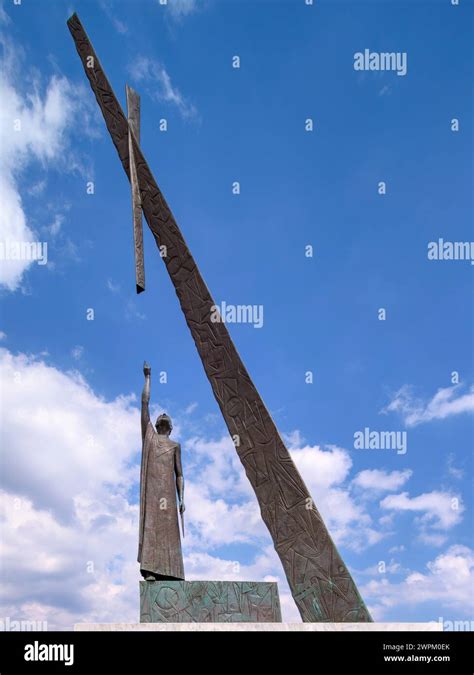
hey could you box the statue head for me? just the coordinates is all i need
[155,413,173,436]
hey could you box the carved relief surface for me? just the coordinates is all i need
[140,581,282,623]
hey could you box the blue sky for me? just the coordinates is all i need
[0,0,473,628]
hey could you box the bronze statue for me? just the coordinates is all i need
[138,362,185,581]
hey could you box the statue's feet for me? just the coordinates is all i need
[144,573,156,581]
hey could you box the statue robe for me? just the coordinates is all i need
[138,422,184,579]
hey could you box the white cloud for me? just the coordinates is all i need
[0,347,143,629]
[185,434,254,500]
[0,489,139,629]
[389,544,406,554]
[181,434,271,551]
[0,174,36,291]
[381,384,474,427]
[0,348,139,520]
[0,28,96,291]
[291,444,352,488]
[283,428,306,449]
[128,56,197,119]
[0,1,8,25]
[289,444,386,551]
[185,482,267,549]
[98,0,128,34]
[380,490,463,533]
[418,532,449,547]
[447,453,464,480]
[27,179,47,197]
[184,401,198,414]
[352,469,412,493]
[164,0,199,19]
[362,546,474,619]
[185,546,279,582]
[186,436,388,553]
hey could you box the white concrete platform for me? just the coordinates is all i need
[75,622,442,632]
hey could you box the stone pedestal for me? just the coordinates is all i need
[75,622,443,632]
[140,580,282,623]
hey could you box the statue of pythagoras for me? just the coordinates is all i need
[68,12,372,619]
[138,361,185,581]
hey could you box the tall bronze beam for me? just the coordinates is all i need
[67,13,371,622]
[126,84,145,294]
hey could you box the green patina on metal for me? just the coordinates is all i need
[140,581,282,623]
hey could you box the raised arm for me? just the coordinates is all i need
[141,361,151,439]
[175,443,185,515]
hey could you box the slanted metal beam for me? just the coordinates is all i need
[126,84,145,294]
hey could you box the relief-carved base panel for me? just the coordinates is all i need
[140,581,282,623]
